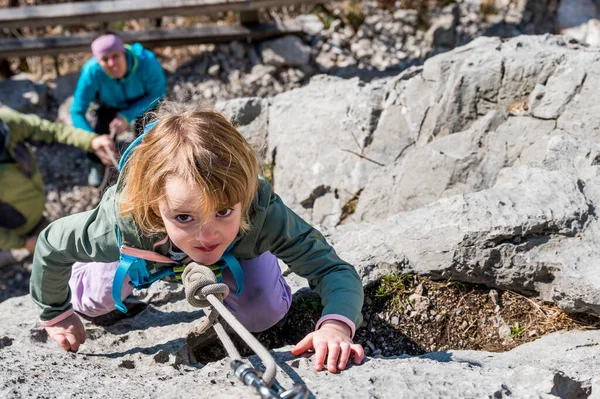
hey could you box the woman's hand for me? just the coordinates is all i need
[291,319,364,373]
[24,235,38,253]
[90,135,116,166]
[109,115,128,135]
[44,313,86,352]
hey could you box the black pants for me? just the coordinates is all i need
[88,106,150,163]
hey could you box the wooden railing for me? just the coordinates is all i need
[0,0,325,58]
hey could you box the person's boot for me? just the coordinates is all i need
[87,160,105,187]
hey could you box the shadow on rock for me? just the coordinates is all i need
[86,303,207,334]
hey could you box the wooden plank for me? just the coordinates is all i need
[0,21,302,58]
[239,10,261,26]
[0,0,324,29]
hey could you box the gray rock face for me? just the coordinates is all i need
[4,33,600,398]
[215,97,270,158]
[0,74,49,116]
[333,163,600,315]
[355,35,600,223]
[268,75,386,226]
[1,294,599,398]
[53,71,80,105]
[260,36,311,67]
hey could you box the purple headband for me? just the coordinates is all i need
[91,34,125,60]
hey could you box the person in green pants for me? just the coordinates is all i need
[0,107,115,252]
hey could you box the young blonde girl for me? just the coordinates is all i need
[30,103,365,373]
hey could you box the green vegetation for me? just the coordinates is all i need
[313,5,335,30]
[261,162,274,185]
[375,273,414,298]
[313,1,364,32]
[479,0,498,21]
[344,0,365,31]
[295,295,322,314]
[108,21,125,31]
[510,321,523,339]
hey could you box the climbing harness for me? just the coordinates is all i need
[183,263,309,399]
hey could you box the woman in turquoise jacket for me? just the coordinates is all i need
[70,33,167,185]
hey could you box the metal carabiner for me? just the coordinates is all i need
[231,360,309,399]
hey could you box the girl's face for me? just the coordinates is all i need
[158,175,241,265]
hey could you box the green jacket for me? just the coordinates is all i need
[30,179,364,328]
[0,108,97,249]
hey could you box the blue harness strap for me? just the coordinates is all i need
[221,242,245,296]
[111,121,246,313]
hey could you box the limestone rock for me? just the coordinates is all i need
[260,36,311,67]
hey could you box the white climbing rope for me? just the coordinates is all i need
[181,263,278,386]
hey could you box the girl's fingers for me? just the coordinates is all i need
[313,341,328,372]
[52,333,71,352]
[291,333,313,356]
[351,344,365,365]
[64,333,80,353]
[337,342,352,371]
[326,343,341,373]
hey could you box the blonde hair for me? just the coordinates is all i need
[119,102,260,235]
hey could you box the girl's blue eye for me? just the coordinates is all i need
[216,208,233,217]
[175,215,193,223]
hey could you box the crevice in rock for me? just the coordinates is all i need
[576,179,596,229]
[573,72,588,98]
[337,188,363,226]
[0,336,13,349]
[550,372,590,399]
[300,185,331,209]
[29,327,48,343]
[416,105,431,144]
[394,141,415,162]
[363,107,383,150]
[529,113,557,121]
[491,384,512,398]
[262,146,277,189]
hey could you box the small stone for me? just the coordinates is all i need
[366,340,376,352]
[414,283,424,296]
[119,360,135,369]
[202,88,213,99]
[391,316,399,326]
[208,64,220,76]
[489,290,500,307]
[153,350,170,364]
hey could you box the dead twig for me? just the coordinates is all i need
[341,149,385,166]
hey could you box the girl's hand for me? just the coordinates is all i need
[291,319,364,373]
[44,313,86,352]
